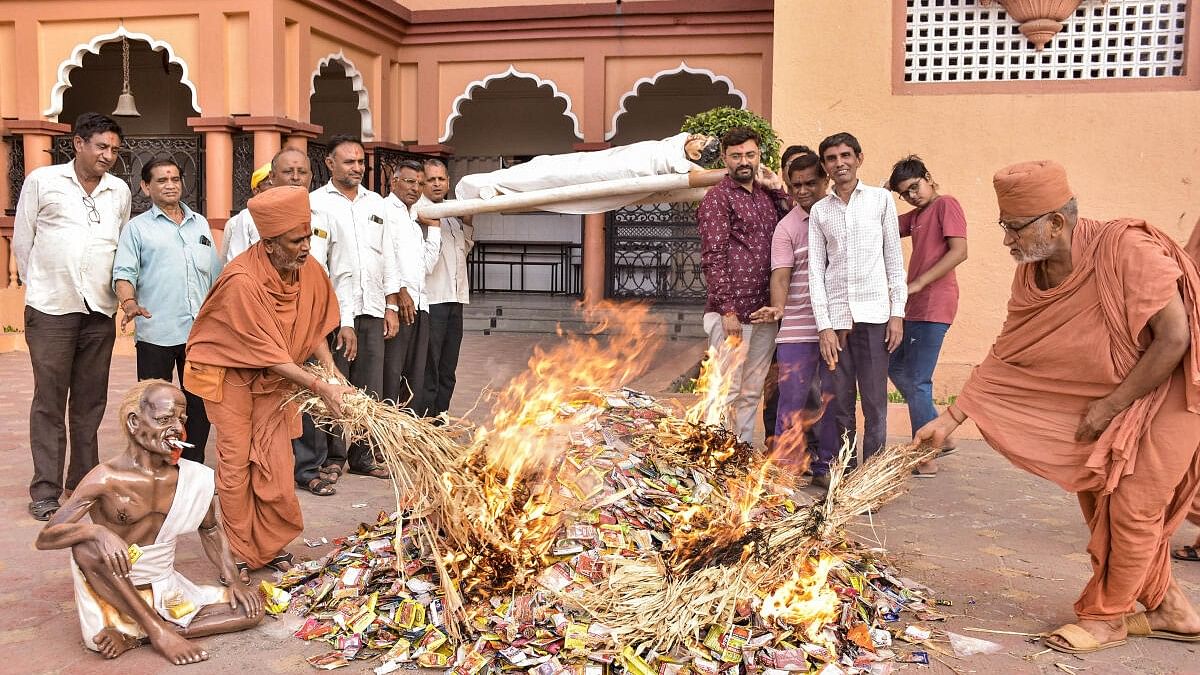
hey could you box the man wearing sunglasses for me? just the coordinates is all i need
[12,112,132,522]
[917,160,1200,655]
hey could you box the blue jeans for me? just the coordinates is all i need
[774,343,836,473]
[888,320,950,436]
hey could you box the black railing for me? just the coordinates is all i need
[51,134,205,216]
[4,136,24,216]
[231,132,254,213]
[605,202,705,302]
[308,142,330,190]
[371,147,432,196]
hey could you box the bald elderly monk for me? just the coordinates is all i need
[916,161,1200,654]
[185,186,353,582]
[36,380,263,666]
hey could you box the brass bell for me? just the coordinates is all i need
[112,91,140,117]
[111,35,141,117]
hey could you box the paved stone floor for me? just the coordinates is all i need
[0,331,1197,674]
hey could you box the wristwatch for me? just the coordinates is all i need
[386,303,400,312]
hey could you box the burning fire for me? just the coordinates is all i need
[761,552,842,638]
[684,339,744,428]
[462,301,664,577]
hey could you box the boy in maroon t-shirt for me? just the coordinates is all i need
[887,156,968,476]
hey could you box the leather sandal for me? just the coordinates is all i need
[28,498,61,521]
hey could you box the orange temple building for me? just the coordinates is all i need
[0,0,1197,388]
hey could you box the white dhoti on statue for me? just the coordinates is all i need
[454,132,702,214]
[70,459,227,651]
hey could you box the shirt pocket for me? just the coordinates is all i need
[364,214,386,254]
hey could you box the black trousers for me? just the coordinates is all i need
[293,411,330,485]
[25,307,115,501]
[384,310,429,408]
[419,302,463,416]
[827,321,890,466]
[330,315,385,471]
[135,341,210,463]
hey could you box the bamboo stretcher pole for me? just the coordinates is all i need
[414,169,726,220]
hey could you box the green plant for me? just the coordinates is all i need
[886,390,906,404]
[680,107,781,171]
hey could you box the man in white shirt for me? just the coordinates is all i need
[222,148,334,271]
[12,112,132,520]
[382,160,441,407]
[807,132,907,484]
[417,158,473,417]
[309,136,399,479]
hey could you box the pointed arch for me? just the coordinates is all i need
[605,62,747,141]
[310,52,375,141]
[44,25,202,120]
[440,65,582,144]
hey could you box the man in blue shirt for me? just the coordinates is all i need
[113,159,223,462]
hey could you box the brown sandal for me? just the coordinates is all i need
[302,477,336,496]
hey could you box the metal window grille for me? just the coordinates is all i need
[904,0,1188,82]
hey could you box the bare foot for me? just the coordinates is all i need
[1144,580,1200,635]
[92,627,141,659]
[148,629,209,666]
[1045,618,1126,650]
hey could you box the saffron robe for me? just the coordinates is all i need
[956,218,1200,620]
[71,459,226,650]
[184,244,339,568]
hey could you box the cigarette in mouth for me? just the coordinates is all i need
[167,439,195,448]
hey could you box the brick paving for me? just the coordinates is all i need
[0,332,1196,674]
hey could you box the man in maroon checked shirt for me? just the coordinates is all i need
[697,127,791,444]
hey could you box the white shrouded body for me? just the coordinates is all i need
[417,170,724,220]
[454,132,703,214]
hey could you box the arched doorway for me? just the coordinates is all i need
[445,70,584,295]
[308,56,373,189]
[608,65,745,145]
[53,35,202,214]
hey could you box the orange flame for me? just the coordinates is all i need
[684,338,745,427]
[469,301,663,554]
[761,552,842,639]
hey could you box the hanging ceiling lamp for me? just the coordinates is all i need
[111,35,141,117]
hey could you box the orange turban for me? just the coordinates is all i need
[248,185,311,239]
[992,160,1074,217]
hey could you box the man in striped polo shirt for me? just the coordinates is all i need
[751,147,835,480]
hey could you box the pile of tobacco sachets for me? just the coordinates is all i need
[278,389,947,674]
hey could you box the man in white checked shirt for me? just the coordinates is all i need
[807,132,907,482]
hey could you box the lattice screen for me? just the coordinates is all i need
[904,0,1189,82]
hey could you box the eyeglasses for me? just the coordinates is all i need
[897,179,924,200]
[392,177,421,186]
[81,195,101,225]
[725,151,759,162]
[998,210,1053,234]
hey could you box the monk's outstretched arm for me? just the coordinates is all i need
[1076,291,1191,442]
[197,498,263,615]
[36,473,133,577]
